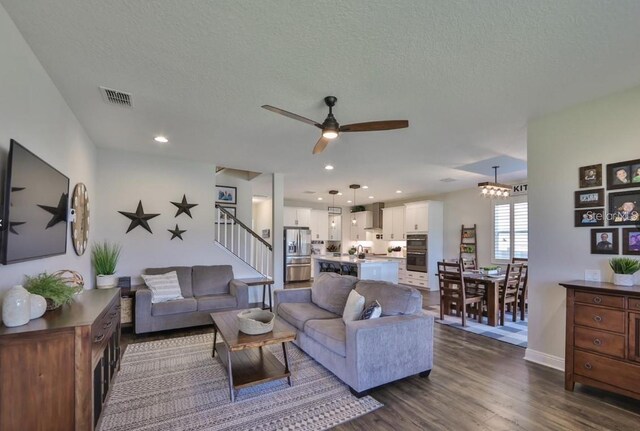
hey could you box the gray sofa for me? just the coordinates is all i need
[274,273,434,396]
[135,265,249,334]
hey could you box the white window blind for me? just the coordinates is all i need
[492,198,528,262]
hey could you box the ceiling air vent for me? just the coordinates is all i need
[99,86,133,108]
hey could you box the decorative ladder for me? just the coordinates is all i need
[214,204,273,278]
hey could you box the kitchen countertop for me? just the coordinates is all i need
[313,255,401,264]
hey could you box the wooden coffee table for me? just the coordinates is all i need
[210,309,296,402]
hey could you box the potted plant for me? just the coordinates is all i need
[24,272,76,310]
[92,241,121,288]
[348,246,357,259]
[609,257,640,286]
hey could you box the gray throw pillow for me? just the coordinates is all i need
[311,272,358,314]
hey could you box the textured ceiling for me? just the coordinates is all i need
[3,0,640,204]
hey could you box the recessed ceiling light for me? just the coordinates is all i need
[317,197,323,200]
[362,185,369,189]
[396,190,402,194]
[368,196,374,199]
[154,135,169,143]
[324,165,334,170]
[337,192,343,196]
[347,200,352,203]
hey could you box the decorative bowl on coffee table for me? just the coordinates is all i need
[237,308,275,335]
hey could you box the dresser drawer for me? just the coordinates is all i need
[574,350,640,394]
[574,304,625,333]
[574,326,625,359]
[91,297,120,359]
[575,291,624,308]
[628,298,640,311]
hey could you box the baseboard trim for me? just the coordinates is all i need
[524,348,564,371]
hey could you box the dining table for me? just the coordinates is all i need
[461,272,506,327]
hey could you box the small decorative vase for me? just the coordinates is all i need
[2,285,31,327]
[96,274,117,289]
[613,273,634,287]
[29,294,47,319]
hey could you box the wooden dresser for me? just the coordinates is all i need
[561,280,640,400]
[0,288,121,431]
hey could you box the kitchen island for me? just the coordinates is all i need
[312,255,399,283]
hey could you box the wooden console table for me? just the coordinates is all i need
[0,288,121,430]
[561,280,640,401]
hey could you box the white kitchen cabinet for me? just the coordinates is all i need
[284,207,311,227]
[310,209,329,240]
[383,206,405,240]
[349,211,372,241]
[404,202,429,233]
[328,214,342,240]
[397,259,407,284]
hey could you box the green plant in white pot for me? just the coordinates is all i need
[609,257,640,287]
[92,241,121,289]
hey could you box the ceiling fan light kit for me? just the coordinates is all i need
[261,96,409,154]
[478,166,511,198]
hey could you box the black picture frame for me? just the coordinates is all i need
[590,228,619,255]
[606,159,640,190]
[574,189,604,208]
[579,164,602,188]
[215,185,237,204]
[574,209,605,227]
[622,228,640,255]
[608,190,640,226]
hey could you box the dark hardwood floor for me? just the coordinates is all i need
[121,288,640,431]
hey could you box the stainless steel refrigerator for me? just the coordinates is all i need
[284,227,312,282]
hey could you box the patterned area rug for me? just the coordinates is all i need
[424,306,528,348]
[97,334,382,431]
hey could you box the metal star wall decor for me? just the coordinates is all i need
[37,192,68,229]
[171,194,198,218]
[118,201,160,234]
[168,224,186,240]
[9,221,25,235]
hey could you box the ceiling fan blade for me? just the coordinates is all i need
[340,120,409,132]
[312,136,330,154]
[261,105,322,128]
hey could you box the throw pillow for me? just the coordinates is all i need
[360,300,382,320]
[342,289,365,323]
[141,271,184,304]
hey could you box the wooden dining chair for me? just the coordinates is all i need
[512,258,529,321]
[461,258,477,271]
[498,263,524,325]
[437,261,483,327]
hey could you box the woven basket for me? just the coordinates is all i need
[45,298,60,311]
[237,309,275,335]
[52,270,85,294]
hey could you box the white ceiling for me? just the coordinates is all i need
[3,0,640,205]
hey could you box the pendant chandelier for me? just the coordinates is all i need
[349,184,360,225]
[478,166,510,198]
[329,190,338,227]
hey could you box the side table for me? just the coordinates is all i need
[239,277,275,311]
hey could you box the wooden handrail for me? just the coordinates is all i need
[215,204,273,251]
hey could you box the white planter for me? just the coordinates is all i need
[96,274,117,289]
[2,285,31,327]
[613,273,635,287]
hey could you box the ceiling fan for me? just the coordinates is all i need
[261,96,409,154]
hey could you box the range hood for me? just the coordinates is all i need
[364,202,384,231]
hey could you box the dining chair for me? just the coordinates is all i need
[498,263,524,325]
[461,258,477,271]
[512,257,529,321]
[437,261,483,327]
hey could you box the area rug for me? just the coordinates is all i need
[424,306,528,348]
[97,334,382,431]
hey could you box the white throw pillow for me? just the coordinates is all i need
[342,290,365,323]
[141,271,183,303]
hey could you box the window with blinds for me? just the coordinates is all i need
[492,199,528,262]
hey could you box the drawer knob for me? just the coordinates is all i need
[593,338,602,346]
[94,334,105,343]
[636,303,640,309]
[103,320,113,329]
[584,362,592,370]
[593,315,602,323]
[593,296,602,304]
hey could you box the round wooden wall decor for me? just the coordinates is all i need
[71,183,89,255]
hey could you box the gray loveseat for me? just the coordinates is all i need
[135,265,249,334]
[274,273,434,396]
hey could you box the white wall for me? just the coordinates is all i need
[0,5,97,298]
[252,198,272,245]
[95,148,261,293]
[526,85,640,369]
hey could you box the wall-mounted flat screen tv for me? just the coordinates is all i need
[1,139,69,264]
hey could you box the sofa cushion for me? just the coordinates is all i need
[277,302,339,331]
[197,294,238,311]
[192,265,233,296]
[145,266,193,298]
[151,298,197,316]
[304,318,346,357]
[141,271,184,304]
[355,280,422,316]
[311,272,358,314]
